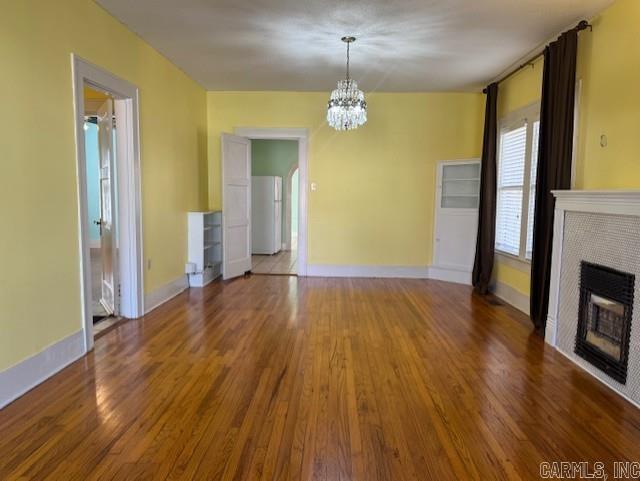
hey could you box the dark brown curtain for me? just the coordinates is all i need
[472,83,498,294]
[530,29,578,330]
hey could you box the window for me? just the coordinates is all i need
[495,104,540,261]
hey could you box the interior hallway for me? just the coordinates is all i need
[252,236,298,275]
[1,276,639,480]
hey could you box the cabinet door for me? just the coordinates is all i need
[433,161,480,279]
[440,162,480,208]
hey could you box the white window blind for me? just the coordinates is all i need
[495,105,540,261]
[525,120,540,259]
[496,102,540,261]
[496,125,526,256]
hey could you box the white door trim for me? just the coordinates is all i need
[234,128,308,276]
[283,162,299,251]
[71,54,144,353]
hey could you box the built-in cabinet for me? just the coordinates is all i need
[432,160,481,284]
[187,211,222,287]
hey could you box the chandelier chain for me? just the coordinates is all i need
[346,41,350,80]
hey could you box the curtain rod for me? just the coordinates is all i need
[483,20,592,93]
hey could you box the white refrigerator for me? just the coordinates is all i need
[252,176,282,255]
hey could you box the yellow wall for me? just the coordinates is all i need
[494,0,640,297]
[575,0,640,189]
[0,0,207,371]
[497,58,544,119]
[208,92,484,266]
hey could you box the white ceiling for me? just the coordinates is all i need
[95,0,612,92]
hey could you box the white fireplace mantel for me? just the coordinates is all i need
[552,189,640,216]
[546,189,640,346]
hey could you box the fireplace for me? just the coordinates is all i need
[575,261,634,384]
[547,191,640,404]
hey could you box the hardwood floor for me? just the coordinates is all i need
[252,249,297,275]
[1,276,640,480]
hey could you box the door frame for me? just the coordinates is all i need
[71,54,144,352]
[284,162,299,251]
[234,128,308,276]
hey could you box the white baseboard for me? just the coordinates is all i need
[144,275,189,314]
[306,264,430,279]
[0,330,85,409]
[491,281,530,315]
[429,266,472,285]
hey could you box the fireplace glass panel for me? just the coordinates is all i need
[584,293,624,360]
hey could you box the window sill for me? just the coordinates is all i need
[495,251,531,274]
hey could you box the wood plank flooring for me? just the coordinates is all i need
[1,276,640,480]
[252,249,297,275]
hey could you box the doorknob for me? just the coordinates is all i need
[94,219,103,226]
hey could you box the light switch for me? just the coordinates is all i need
[310,182,318,192]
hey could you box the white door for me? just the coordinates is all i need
[97,99,118,314]
[222,133,252,279]
[433,160,481,284]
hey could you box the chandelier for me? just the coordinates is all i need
[327,36,367,131]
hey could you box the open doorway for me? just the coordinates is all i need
[83,86,120,335]
[220,128,307,280]
[250,140,299,275]
[72,55,144,351]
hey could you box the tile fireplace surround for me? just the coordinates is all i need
[546,190,640,407]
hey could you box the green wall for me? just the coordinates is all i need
[251,139,298,242]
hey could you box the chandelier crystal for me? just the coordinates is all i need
[327,37,367,131]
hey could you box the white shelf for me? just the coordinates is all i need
[188,211,222,287]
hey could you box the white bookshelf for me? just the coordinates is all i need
[187,211,222,287]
